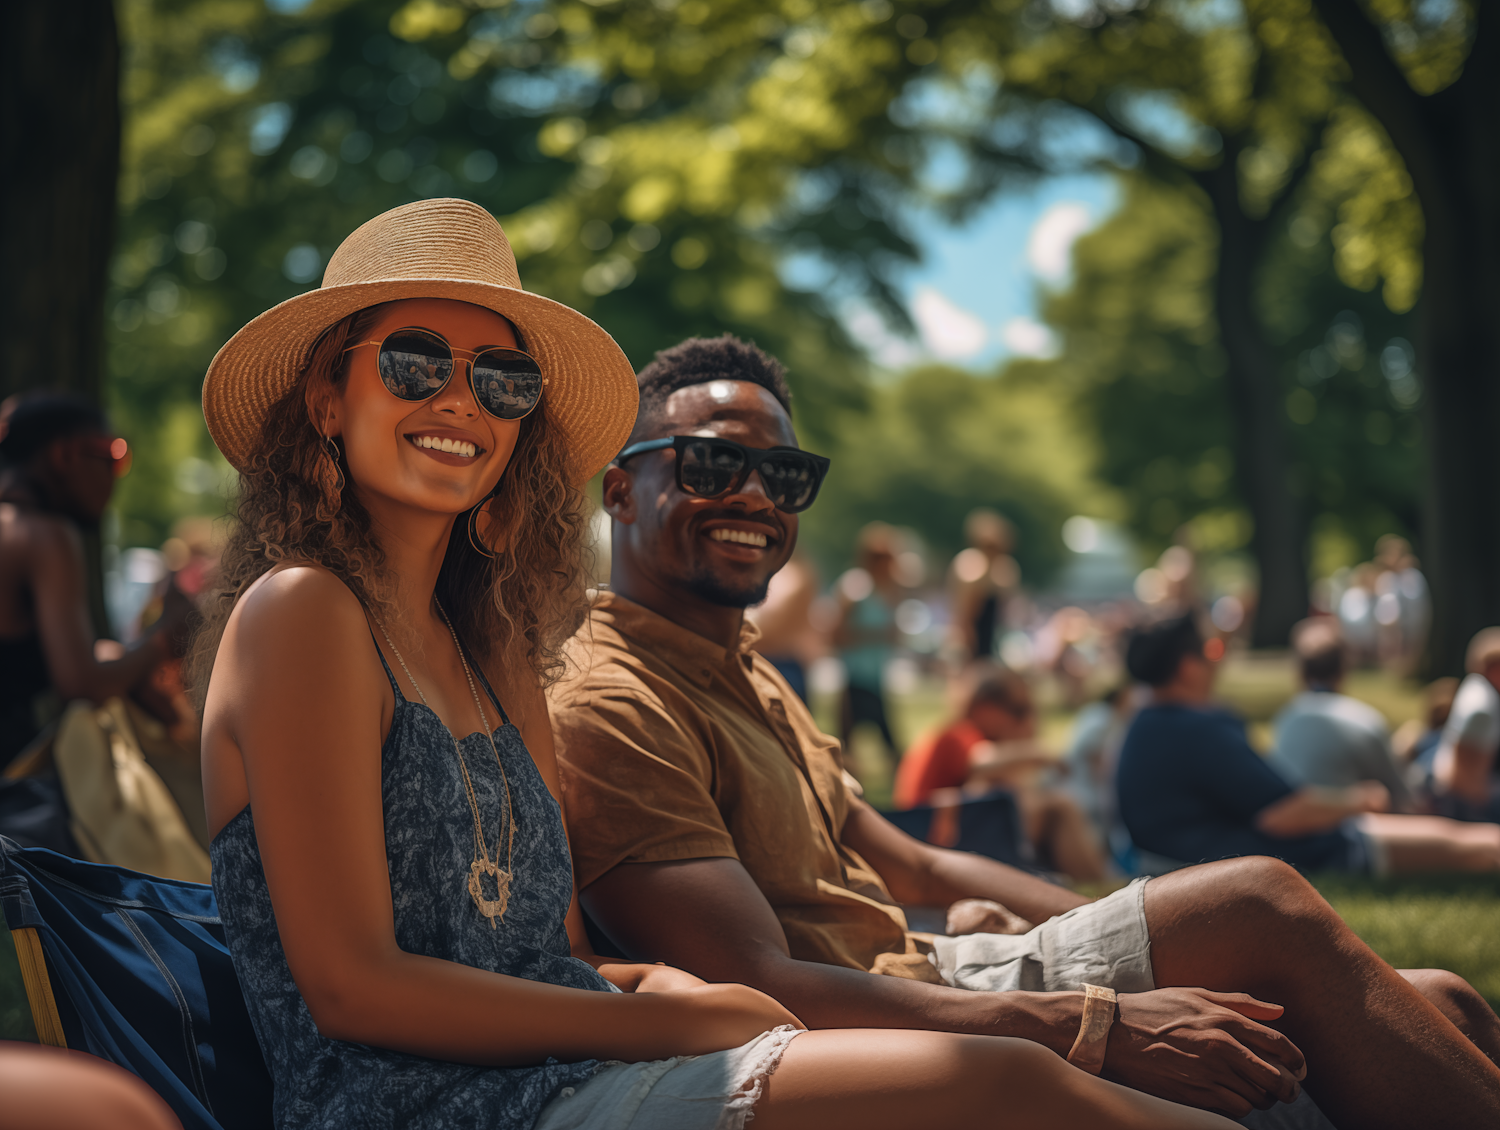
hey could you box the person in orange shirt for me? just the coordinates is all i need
[895,668,1108,883]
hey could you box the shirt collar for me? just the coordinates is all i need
[591,590,762,688]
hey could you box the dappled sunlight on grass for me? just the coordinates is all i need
[1312,874,1500,1009]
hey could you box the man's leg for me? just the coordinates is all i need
[1145,856,1500,1129]
[1357,812,1500,871]
[1399,968,1500,1066]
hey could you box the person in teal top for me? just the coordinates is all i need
[834,522,902,772]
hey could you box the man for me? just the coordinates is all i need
[1270,618,1416,811]
[551,334,1500,1128]
[893,667,1108,883]
[1117,614,1500,875]
[1430,627,1500,820]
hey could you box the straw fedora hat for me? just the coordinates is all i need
[202,198,637,483]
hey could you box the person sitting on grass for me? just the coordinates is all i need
[1429,627,1500,821]
[1116,613,1500,875]
[549,334,1500,1130]
[191,200,1231,1130]
[893,666,1109,884]
[1270,617,1418,812]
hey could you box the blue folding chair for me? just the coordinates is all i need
[880,789,1035,871]
[0,836,273,1130]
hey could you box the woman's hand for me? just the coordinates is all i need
[591,959,704,993]
[633,963,705,993]
[655,983,805,1055]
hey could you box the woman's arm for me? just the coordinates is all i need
[209,568,797,1068]
[27,515,187,702]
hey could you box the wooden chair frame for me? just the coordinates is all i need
[10,925,67,1047]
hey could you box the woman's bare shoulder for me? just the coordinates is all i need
[228,563,370,654]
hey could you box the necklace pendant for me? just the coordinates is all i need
[468,858,512,929]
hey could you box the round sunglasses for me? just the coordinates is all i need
[616,435,831,513]
[343,327,546,421]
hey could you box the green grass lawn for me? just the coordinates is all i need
[5,662,1491,1042]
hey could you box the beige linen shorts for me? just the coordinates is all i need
[532,1025,801,1130]
[929,877,1156,994]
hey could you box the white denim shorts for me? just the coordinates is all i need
[930,877,1335,1130]
[532,1026,801,1130]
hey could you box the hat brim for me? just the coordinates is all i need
[202,278,638,484]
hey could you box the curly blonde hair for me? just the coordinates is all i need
[186,304,589,706]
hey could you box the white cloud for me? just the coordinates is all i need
[843,300,923,370]
[1002,316,1059,359]
[911,286,988,360]
[1027,201,1093,282]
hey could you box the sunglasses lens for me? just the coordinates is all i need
[757,453,823,512]
[378,330,453,401]
[678,439,746,497]
[472,349,544,420]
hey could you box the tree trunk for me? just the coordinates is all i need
[1197,152,1308,648]
[1311,0,1500,674]
[0,2,120,403]
[0,1,120,634]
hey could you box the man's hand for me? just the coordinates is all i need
[1104,988,1306,1118]
[1353,780,1391,813]
[945,898,1034,936]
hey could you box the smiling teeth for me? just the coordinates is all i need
[413,435,477,458]
[709,529,768,547]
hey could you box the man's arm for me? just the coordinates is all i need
[838,796,1088,923]
[583,856,1303,1111]
[1254,782,1388,837]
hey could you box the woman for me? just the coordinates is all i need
[0,394,191,771]
[192,199,1235,1130]
[0,394,195,857]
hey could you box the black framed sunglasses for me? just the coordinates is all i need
[616,435,831,513]
[343,326,546,421]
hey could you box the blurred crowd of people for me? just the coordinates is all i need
[3,402,1492,896]
[742,506,1500,889]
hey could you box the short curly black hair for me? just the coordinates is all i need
[626,335,792,446]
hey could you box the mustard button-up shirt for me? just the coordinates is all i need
[551,592,910,971]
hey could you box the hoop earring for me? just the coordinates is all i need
[314,434,344,522]
[467,500,497,559]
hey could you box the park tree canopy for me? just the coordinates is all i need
[9,0,1481,662]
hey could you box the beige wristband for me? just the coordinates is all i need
[1064,984,1117,1075]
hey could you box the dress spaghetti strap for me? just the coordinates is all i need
[366,624,406,699]
[365,619,511,728]
[452,635,511,727]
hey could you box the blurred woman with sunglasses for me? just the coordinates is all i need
[189,200,1235,1130]
[0,393,192,785]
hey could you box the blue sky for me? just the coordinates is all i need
[838,172,1120,373]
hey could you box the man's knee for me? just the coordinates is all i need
[1146,856,1342,974]
[1160,856,1327,921]
[1402,968,1495,1034]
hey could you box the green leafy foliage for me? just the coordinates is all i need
[799,363,1111,580]
[1018,167,1421,570]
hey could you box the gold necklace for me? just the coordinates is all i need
[375,601,516,929]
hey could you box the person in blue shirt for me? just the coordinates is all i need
[1116,614,1500,873]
